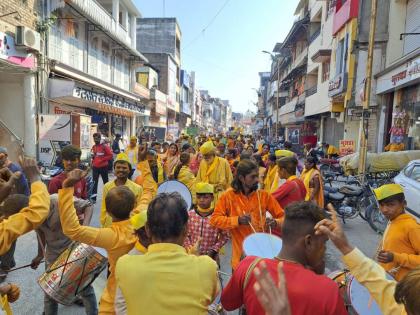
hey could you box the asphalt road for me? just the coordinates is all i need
[6,179,381,314]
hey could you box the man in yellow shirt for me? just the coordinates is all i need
[115,192,219,315]
[0,157,50,255]
[196,141,233,205]
[101,153,143,227]
[322,142,339,158]
[124,136,139,179]
[58,171,137,315]
[373,184,420,281]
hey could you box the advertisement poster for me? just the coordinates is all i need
[38,115,71,166]
[167,125,179,141]
[288,128,300,144]
[339,140,355,156]
[143,126,166,142]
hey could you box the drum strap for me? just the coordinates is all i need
[243,257,263,290]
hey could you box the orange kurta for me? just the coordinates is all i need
[210,189,284,270]
[380,213,420,281]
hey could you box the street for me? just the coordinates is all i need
[5,179,381,314]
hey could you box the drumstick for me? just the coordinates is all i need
[248,222,257,233]
[8,261,44,272]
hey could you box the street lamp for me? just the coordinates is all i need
[262,50,280,140]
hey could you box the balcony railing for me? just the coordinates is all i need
[70,0,133,49]
[306,85,318,97]
[309,28,321,44]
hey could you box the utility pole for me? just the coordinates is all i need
[358,0,378,177]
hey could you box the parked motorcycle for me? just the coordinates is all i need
[319,158,342,176]
[323,180,377,223]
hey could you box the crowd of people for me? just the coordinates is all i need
[0,132,419,315]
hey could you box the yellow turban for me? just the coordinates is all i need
[196,182,214,194]
[130,136,137,141]
[130,211,147,230]
[275,150,294,158]
[200,141,216,155]
[374,184,404,201]
[114,153,131,168]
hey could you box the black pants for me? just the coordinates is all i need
[92,166,109,199]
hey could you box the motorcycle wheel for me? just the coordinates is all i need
[367,204,388,234]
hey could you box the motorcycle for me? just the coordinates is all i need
[319,157,342,177]
[323,179,378,223]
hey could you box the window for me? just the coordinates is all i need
[322,61,330,82]
[409,165,420,182]
[335,39,344,75]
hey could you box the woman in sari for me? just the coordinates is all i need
[300,156,324,207]
[163,143,179,176]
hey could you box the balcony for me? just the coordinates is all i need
[332,0,359,35]
[305,80,331,117]
[133,83,150,99]
[292,47,308,73]
[69,0,136,52]
[309,28,321,44]
[306,85,318,97]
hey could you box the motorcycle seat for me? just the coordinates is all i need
[339,185,363,196]
[328,192,345,201]
[324,186,339,193]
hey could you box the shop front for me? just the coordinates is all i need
[0,27,38,157]
[376,54,420,151]
[48,77,149,143]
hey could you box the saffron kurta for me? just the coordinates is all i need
[380,213,420,281]
[196,157,233,204]
[263,165,278,192]
[210,189,284,269]
[175,166,196,204]
[58,187,136,315]
[300,168,324,208]
[134,161,159,212]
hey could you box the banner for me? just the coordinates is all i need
[339,140,355,156]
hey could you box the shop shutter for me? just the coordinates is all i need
[323,117,344,147]
[404,0,420,55]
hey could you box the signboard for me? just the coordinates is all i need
[143,126,166,142]
[339,140,355,156]
[376,57,420,94]
[328,72,348,97]
[49,103,85,114]
[167,124,179,141]
[38,115,71,166]
[186,127,198,137]
[0,31,36,68]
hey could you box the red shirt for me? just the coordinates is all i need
[221,256,348,315]
[272,178,306,209]
[48,172,87,199]
[91,144,113,168]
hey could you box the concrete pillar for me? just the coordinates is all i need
[112,0,119,23]
[23,74,37,157]
[130,15,137,49]
[123,10,129,30]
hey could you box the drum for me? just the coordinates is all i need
[38,242,108,305]
[328,270,392,315]
[243,233,282,258]
[157,180,193,210]
[208,272,226,315]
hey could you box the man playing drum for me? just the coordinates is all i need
[210,160,284,270]
[30,194,97,315]
[58,170,137,315]
[221,202,348,314]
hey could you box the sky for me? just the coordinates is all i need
[135,0,299,113]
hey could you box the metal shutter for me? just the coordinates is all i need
[404,0,420,55]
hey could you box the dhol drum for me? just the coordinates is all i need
[38,242,108,305]
[157,180,193,210]
[329,270,392,315]
[243,233,282,259]
[208,273,226,315]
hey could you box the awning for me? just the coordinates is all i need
[49,78,150,117]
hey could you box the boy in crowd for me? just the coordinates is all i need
[58,169,136,314]
[30,195,97,314]
[373,184,420,281]
[184,182,229,261]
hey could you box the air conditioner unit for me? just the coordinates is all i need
[15,26,41,52]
